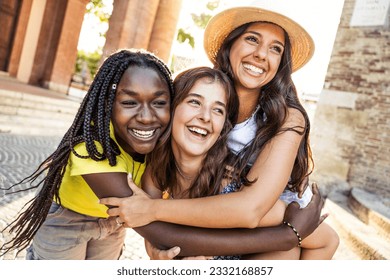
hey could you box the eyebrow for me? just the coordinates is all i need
[188,93,227,108]
[119,88,169,97]
[245,30,285,48]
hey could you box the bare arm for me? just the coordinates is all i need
[101,109,306,228]
[88,171,324,256]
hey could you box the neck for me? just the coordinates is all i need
[236,87,261,123]
[172,146,203,182]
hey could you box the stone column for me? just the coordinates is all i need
[148,0,183,63]
[8,0,33,76]
[101,0,160,60]
[47,0,90,92]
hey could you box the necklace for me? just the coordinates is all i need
[174,161,195,181]
[132,159,143,182]
[242,104,260,126]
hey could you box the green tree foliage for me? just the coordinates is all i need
[177,28,195,48]
[191,13,212,29]
[74,0,112,81]
[86,0,111,23]
[176,0,220,49]
[75,50,101,77]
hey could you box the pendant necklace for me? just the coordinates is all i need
[242,104,260,126]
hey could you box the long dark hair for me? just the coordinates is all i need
[215,22,313,190]
[0,49,174,256]
[149,66,238,198]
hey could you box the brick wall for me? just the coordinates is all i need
[312,0,390,197]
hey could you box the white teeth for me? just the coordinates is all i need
[243,63,264,74]
[132,129,155,138]
[188,127,207,136]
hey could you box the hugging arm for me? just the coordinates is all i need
[134,189,326,257]
[90,172,325,257]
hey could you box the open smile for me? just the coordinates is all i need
[242,63,265,75]
[131,128,157,139]
[188,126,209,138]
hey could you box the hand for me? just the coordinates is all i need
[99,173,157,227]
[283,182,327,240]
[297,176,309,198]
[145,239,211,260]
[145,240,181,260]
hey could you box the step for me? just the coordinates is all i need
[0,95,79,115]
[0,90,80,116]
[0,89,78,136]
[0,89,81,110]
[0,105,76,121]
[325,190,390,260]
[0,122,69,136]
[348,188,390,242]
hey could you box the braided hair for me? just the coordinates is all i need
[0,48,174,256]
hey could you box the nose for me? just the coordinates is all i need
[198,106,211,122]
[254,44,267,60]
[136,105,155,123]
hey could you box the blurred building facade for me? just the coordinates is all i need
[0,0,182,94]
[312,0,390,197]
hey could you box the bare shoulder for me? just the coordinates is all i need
[283,108,306,128]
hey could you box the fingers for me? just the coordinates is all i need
[319,213,329,224]
[182,256,211,260]
[309,182,324,207]
[127,173,140,193]
[165,246,181,260]
[99,197,121,207]
[106,207,120,217]
[297,176,310,198]
[286,201,300,211]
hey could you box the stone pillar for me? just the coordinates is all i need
[8,0,32,76]
[7,0,88,93]
[47,0,90,92]
[148,0,183,63]
[102,0,160,59]
[28,0,68,87]
[16,0,47,83]
[311,0,390,197]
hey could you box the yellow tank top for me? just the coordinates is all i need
[58,124,145,217]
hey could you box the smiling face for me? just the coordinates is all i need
[229,22,285,93]
[171,78,227,159]
[111,65,171,157]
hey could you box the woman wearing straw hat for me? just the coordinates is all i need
[101,6,338,259]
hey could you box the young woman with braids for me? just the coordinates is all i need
[100,7,339,260]
[0,49,173,259]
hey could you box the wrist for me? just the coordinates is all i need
[152,199,164,221]
[283,221,302,247]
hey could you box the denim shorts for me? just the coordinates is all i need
[26,202,126,260]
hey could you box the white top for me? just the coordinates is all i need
[227,107,260,166]
[227,109,312,207]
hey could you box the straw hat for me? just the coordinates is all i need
[204,6,315,72]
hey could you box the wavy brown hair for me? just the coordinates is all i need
[215,22,313,190]
[148,66,238,198]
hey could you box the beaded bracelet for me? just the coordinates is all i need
[283,221,302,247]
